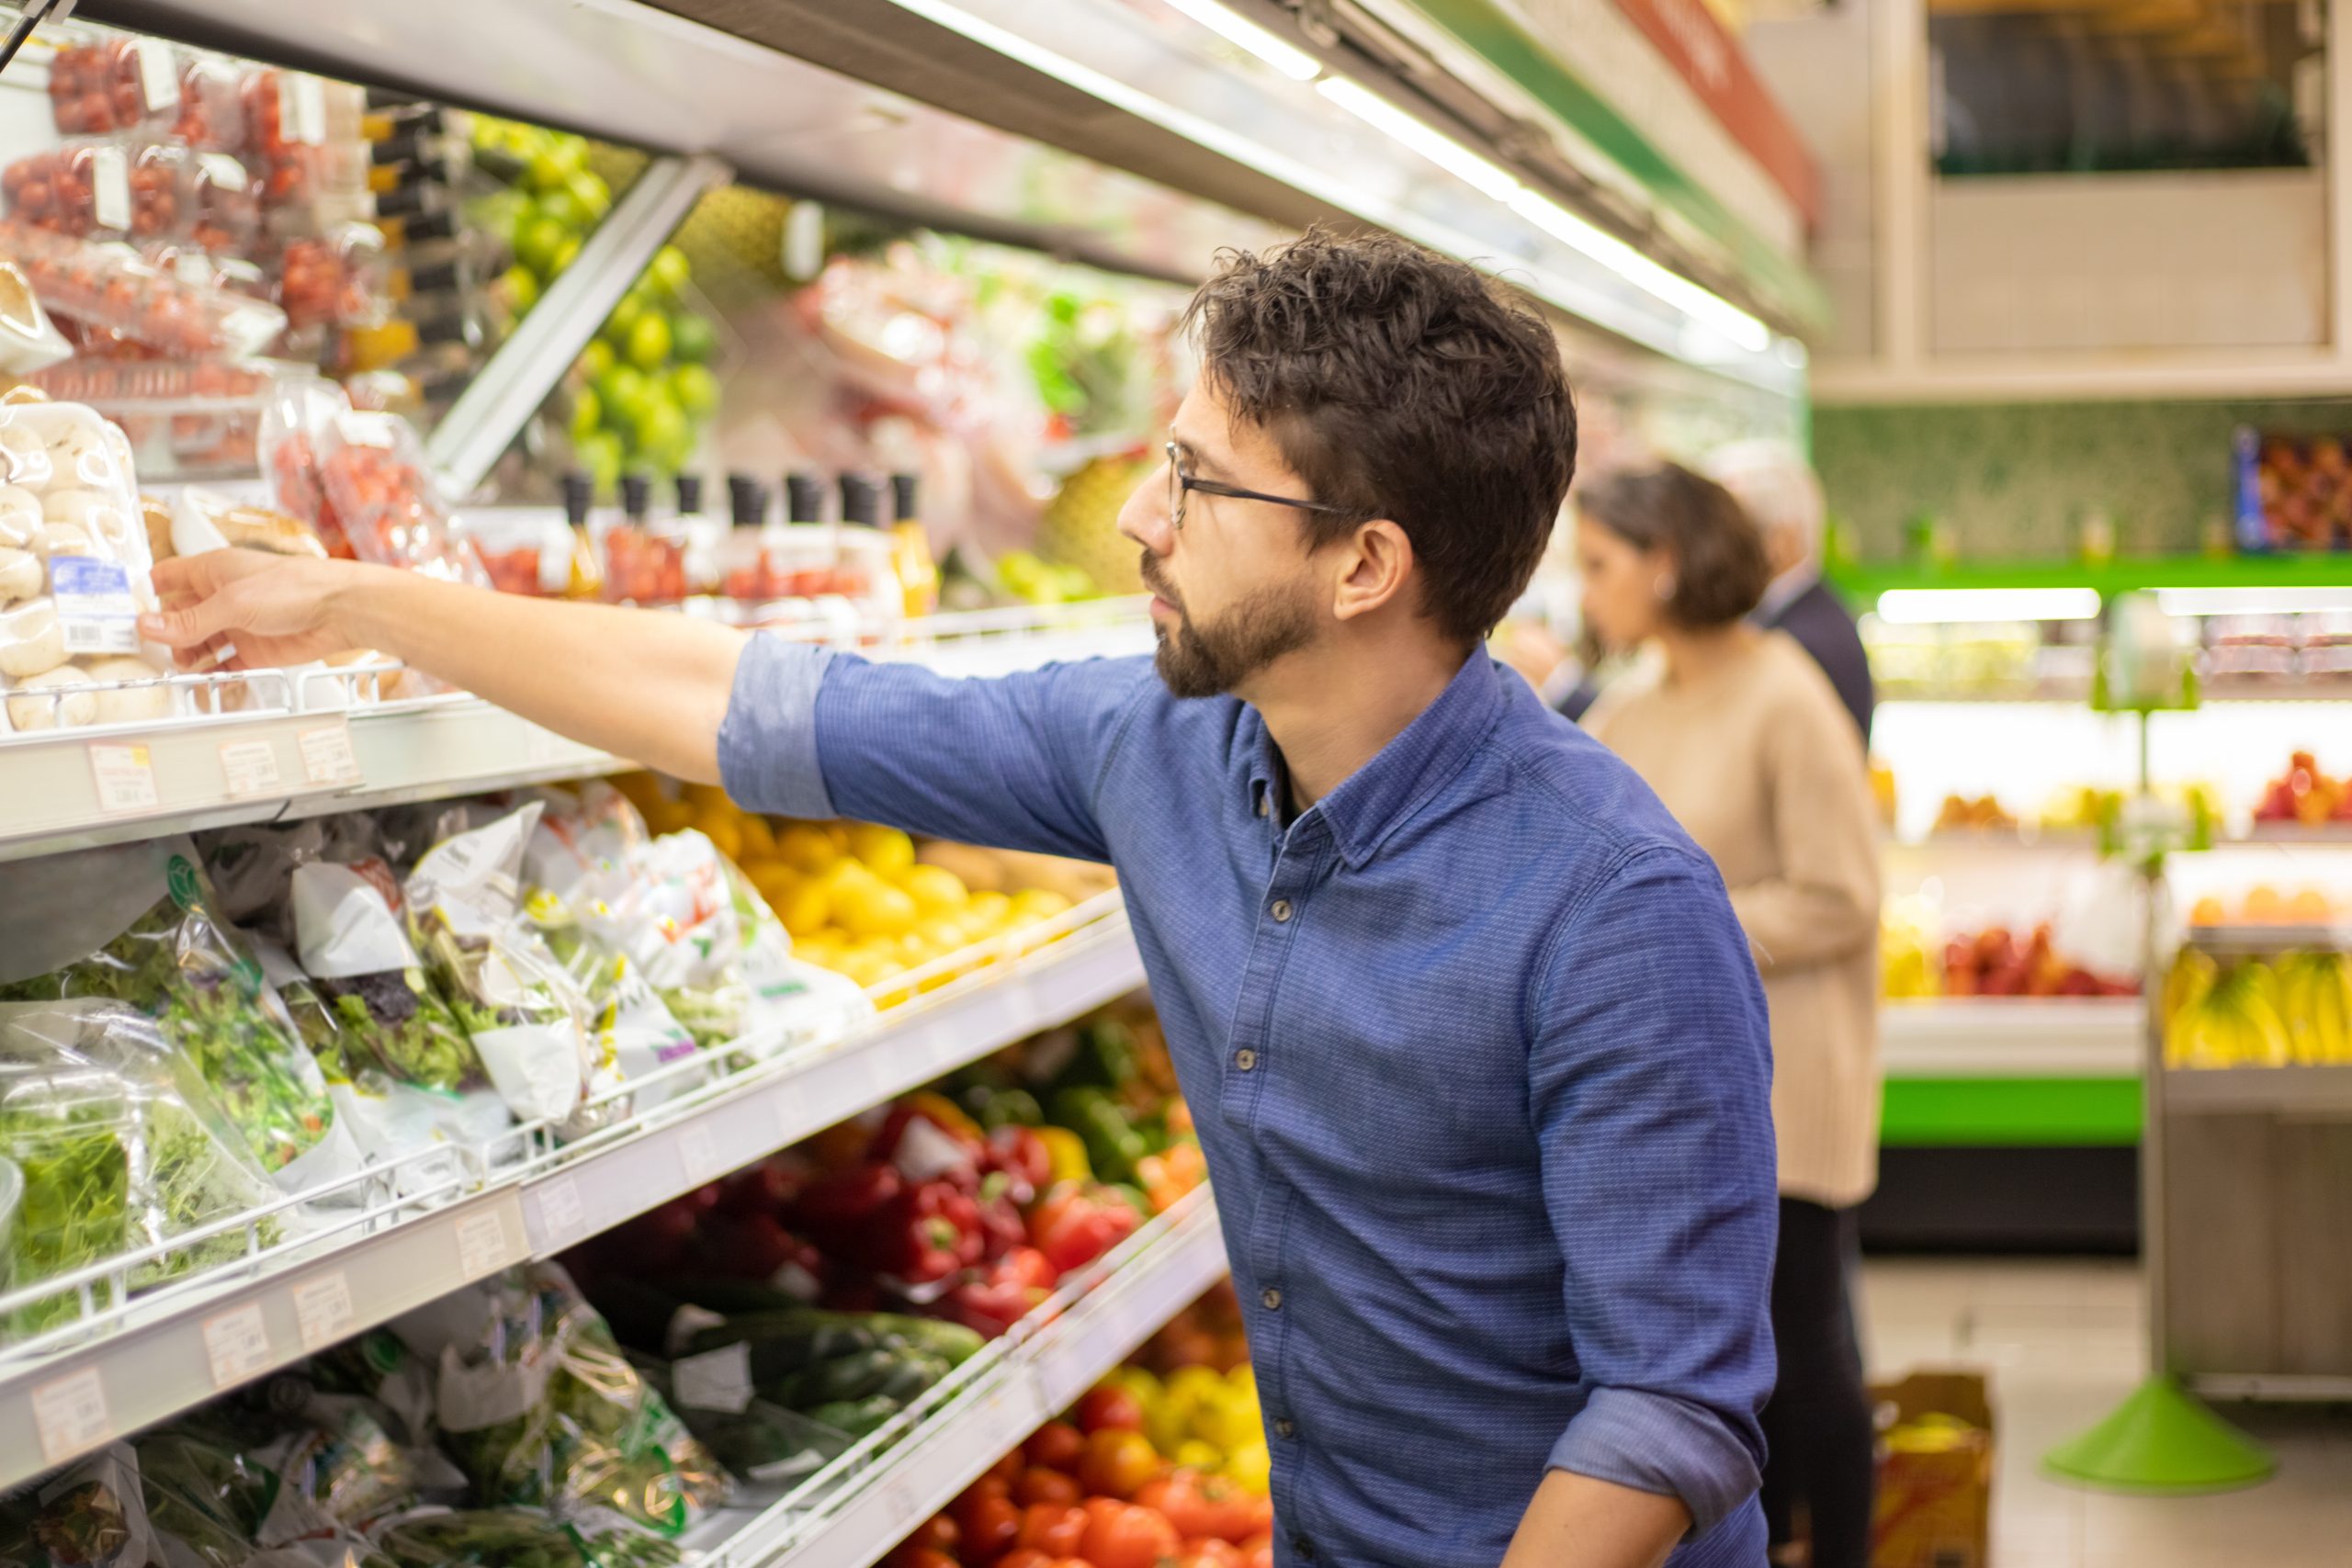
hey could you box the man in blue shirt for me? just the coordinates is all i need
[145,231,1778,1568]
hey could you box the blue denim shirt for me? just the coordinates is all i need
[721,638,1778,1568]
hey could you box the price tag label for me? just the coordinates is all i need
[134,39,181,111]
[280,73,327,146]
[88,743,158,815]
[298,725,359,786]
[89,145,130,233]
[31,1369,109,1463]
[670,1340,752,1414]
[201,1303,272,1389]
[533,1175,586,1248]
[291,1272,354,1349]
[677,1124,722,1187]
[455,1208,511,1277]
[218,739,282,798]
[197,152,248,192]
[878,1477,922,1531]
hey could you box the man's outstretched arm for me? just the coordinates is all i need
[141,550,750,784]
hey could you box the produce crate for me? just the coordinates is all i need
[1870,1370,1994,1568]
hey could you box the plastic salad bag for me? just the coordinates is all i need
[405,804,604,1129]
[0,835,359,1194]
[390,1261,729,1538]
[0,1000,281,1337]
[0,398,177,738]
[0,1443,159,1568]
[371,1507,681,1568]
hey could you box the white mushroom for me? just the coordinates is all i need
[32,523,93,559]
[0,547,38,602]
[44,487,130,542]
[0,599,66,678]
[0,484,39,549]
[84,654,170,724]
[43,423,113,490]
[0,423,51,489]
[6,663,97,729]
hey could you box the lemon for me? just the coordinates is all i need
[1225,1440,1271,1495]
[609,771,665,810]
[845,822,916,877]
[915,915,973,954]
[1012,888,1074,921]
[736,815,777,860]
[775,822,840,875]
[643,798,695,836]
[1174,1438,1224,1471]
[697,814,743,862]
[897,863,968,917]
[837,879,917,940]
[967,891,1012,928]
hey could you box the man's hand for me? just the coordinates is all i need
[141,550,370,671]
[135,547,750,784]
[1501,1471,1691,1568]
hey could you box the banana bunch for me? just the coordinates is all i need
[2164,948,2352,1067]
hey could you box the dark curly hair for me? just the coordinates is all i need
[1182,228,1577,644]
[1577,462,1772,629]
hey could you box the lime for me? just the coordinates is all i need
[514,216,566,276]
[500,264,539,317]
[565,170,612,221]
[594,364,650,431]
[525,136,585,192]
[670,311,718,364]
[536,188,588,233]
[624,310,673,373]
[569,386,601,442]
[670,362,718,416]
[574,430,623,494]
[648,244,690,298]
[600,292,646,349]
[634,394,688,453]
[578,338,615,382]
[549,236,582,276]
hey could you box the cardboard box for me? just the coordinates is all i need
[1870,1370,1994,1568]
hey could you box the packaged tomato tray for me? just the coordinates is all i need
[2,139,187,241]
[0,399,180,736]
[1,218,288,358]
[47,32,184,138]
[317,408,488,583]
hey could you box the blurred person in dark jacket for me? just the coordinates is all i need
[1704,441,1874,742]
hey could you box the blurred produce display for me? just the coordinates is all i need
[2236,427,2352,552]
[2165,947,2352,1067]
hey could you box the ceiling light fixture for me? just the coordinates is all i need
[1159,0,1321,81]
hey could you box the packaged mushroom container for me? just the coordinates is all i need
[0,400,175,735]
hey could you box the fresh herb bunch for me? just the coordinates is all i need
[2,1103,130,1337]
[376,1508,682,1568]
[316,969,485,1093]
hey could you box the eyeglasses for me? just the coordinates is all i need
[1166,441,1352,531]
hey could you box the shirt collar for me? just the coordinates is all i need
[1245,649,1507,869]
[1752,565,1818,626]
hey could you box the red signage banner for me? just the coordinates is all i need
[1609,0,1819,228]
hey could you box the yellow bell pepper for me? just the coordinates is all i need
[1035,1125,1092,1184]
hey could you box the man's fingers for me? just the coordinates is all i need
[138,585,240,649]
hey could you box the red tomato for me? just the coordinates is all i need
[1080,1501,1184,1568]
[995,1554,1054,1568]
[883,1550,956,1568]
[1239,1531,1275,1568]
[985,1448,1026,1485]
[1013,1503,1088,1558]
[1136,1471,1261,1544]
[953,1493,1022,1563]
[1023,1422,1085,1471]
[1077,1427,1166,1500]
[1012,1469,1081,1507]
[1177,1543,1245,1568]
[1076,1385,1145,1433]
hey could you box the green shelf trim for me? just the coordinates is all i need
[1829,554,2352,602]
[1405,0,1827,333]
[1881,1077,2143,1147]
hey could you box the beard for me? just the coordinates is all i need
[1142,558,1318,699]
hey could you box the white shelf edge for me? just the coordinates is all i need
[1882,999,2144,1077]
[0,913,1147,1488]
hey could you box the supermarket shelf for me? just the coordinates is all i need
[2163,1063,2352,1116]
[0,902,1146,1488]
[693,1190,1228,1568]
[288,695,629,820]
[2185,923,2352,954]
[1882,999,2144,1077]
[1831,555,2352,603]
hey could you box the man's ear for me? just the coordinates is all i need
[1330,519,1414,623]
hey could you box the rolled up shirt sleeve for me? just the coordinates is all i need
[718,633,1154,863]
[1529,842,1779,1537]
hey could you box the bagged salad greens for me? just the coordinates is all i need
[0,837,358,1195]
[0,1443,158,1568]
[0,1001,281,1338]
[390,1262,728,1538]
[370,1506,681,1568]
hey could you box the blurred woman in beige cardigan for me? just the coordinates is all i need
[1575,461,1882,1568]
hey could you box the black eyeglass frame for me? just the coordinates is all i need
[1166,441,1353,531]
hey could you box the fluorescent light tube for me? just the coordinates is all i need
[1508,187,1770,353]
[1875,588,2104,625]
[1159,0,1321,81]
[2154,586,2352,617]
[1317,76,1522,200]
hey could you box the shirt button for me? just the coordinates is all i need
[1234,1048,1258,1072]
[1295,1539,1317,1562]
[1261,1286,1283,1310]
[1275,1417,1296,1439]
[1257,793,1271,818]
[1270,898,1293,923]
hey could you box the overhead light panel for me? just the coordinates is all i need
[2154,586,2352,617]
[1316,76,1521,200]
[1158,0,1321,81]
[1875,588,2104,625]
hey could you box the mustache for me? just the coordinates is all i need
[1138,555,1182,613]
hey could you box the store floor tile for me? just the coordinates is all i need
[1860,1257,2352,1568]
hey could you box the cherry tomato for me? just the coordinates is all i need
[1023,1421,1085,1472]
[1080,1500,1183,1568]
[995,1554,1054,1568]
[1013,1503,1088,1557]
[1012,1469,1081,1507]
[1077,1427,1166,1500]
[1076,1385,1145,1434]
[953,1493,1023,1563]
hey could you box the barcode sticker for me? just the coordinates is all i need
[677,1124,722,1186]
[201,1303,272,1389]
[299,725,359,785]
[455,1208,511,1276]
[134,39,180,111]
[291,1272,354,1349]
[89,145,130,232]
[88,744,158,814]
[52,557,139,654]
[534,1175,586,1247]
[31,1370,109,1463]
[218,739,281,798]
